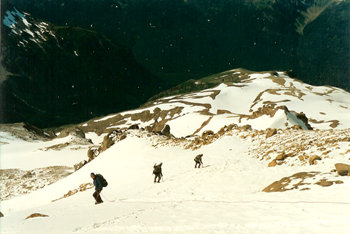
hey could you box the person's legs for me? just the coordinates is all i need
[93,190,103,203]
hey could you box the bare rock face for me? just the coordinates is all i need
[309,155,321,165]
[161,125,171,137]
[25,213,49,219]
[335,163,350,176]
[100,134,115,152]
[295,112,313,130]
[58,127,85,138]
[87,147,99,162]
[0,212,4,217]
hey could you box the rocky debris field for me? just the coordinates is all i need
[0,166,73,201]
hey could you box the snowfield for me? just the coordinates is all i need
[1,130,350,234]
[1,69,350,233]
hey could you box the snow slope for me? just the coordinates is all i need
[1,129,350,234]
[79,69,350,138]
[1,69,350,233]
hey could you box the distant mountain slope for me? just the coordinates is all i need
[78,69,350,137]
[5,0,349,90]
[0,7,164,127]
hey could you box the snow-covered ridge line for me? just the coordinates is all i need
[3,7,55,47]
[79,69,350,138]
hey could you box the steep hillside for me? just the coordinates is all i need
[0,6,164,127]
[1,69,350,233]
[5,0,349,90]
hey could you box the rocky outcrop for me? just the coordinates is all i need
[335,163,350,176]
[0,212,4,217]
[87,147,100,162]
[100,136,114,152]
[128,124,139,130]
[263,171,342,192]
[0,122,55,142]
[161,125,171,137]
[74,160,88,171]
[58,127,85,139]
[295,112,313,130]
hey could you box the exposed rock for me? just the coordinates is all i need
[266,128,277,138]
[0,122,55,141]
[309,155,321,165]
[241,125,252,131]
[202,130,214,139]
[1,166,72,201]
[334,163,350,176]
[74,160,88,171]
[58,127,85,139]
[52,183,93,202]
[263,172,317,192]
[128,124,139,130]
[120,133,127,141]
[87,147,99,162]
[316,179,333,187]
[295,112,313,130]
[268,160,277,167]
[291,125,303,130]
[99,133,115,152]
[0,212,4,217]
[23,122,56,138]
[161,125,171,137]
[25,213,49,219]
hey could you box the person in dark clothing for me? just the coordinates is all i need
[194,154,203,168]
[153,163,163,183]
[91,172,103,204]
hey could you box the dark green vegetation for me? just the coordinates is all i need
[1,4,163,127]
[1,0,349,127]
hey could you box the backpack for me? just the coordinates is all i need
[153,163,162,175]
[96,174,108,187]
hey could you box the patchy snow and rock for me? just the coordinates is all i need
[77,69,350,138]
[1,69,350,233]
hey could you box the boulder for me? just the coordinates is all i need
[25,213,49,219]
[309,155,321,165]
[266,128,277,138]
[268,160,277,167]
[334,163,350,176]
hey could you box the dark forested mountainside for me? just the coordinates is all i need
[1,0,349,127]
